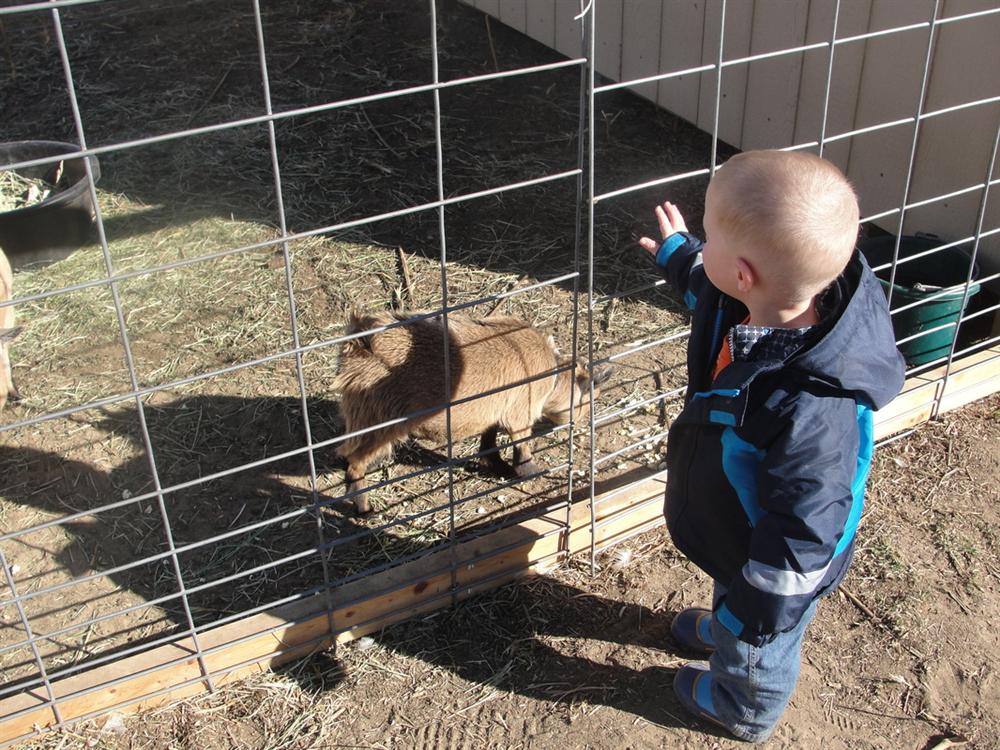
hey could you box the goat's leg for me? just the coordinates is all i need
[478,426,510,474]
[509,428,541,478]
[339,440,391,515]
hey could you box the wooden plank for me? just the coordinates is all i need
[0,469,666,745]
[498,0,527,32]
[594,0,624,81]
[697,0,753,148]
[844,0,935,222]
[620,0,663,103]
[936,348,1000,415]
[791,0,871,170]
[526,0,557,49]
[739,0,809,150]
[3,346,997,745]
[872,346,1000,439]
[554,0,582,59]
[656,0,705,126]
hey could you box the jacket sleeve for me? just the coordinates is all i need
[653,232,710,311]
[714,396,863,646]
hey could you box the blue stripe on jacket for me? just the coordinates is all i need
[714,403,875,638]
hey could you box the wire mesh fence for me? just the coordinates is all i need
[0,0,997,743]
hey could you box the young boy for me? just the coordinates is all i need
[638,150,905,742]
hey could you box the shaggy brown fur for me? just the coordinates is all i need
[334,310,609,513]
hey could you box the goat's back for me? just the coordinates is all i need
[335,311,558,449]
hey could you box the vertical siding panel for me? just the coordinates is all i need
[526,0,558,49]
[498,0,528,32]
[845,0,935,220]
[595,0,625,81]
[792,0,871,173]
[477,0,501,18]
[740,0,809,150]
[620,1,664,103]
[698,0,753,147]
[656,0,706,124]
[908,0,1000,256]
[554,0,583,58]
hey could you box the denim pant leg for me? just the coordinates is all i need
[707,582,818,742]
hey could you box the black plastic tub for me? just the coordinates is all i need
[0,140,100,265]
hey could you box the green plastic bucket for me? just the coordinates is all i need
[860,234,980,367]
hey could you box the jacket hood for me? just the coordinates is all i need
[790,252,905,409]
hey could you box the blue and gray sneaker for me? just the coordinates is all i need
[670,607,716,653]
[673,663,734,736]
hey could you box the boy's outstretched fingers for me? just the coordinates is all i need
[662,201,688,234]
[638,200,688,255]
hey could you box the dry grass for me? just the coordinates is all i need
[0,176,688,696]
[0,0,707,738]
[11,396,997,750]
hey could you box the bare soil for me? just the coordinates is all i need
[18,395,999,750]
[1,2,998,748]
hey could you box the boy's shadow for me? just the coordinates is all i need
[280,572,724,734]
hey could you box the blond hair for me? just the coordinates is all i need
[707,150,860,305]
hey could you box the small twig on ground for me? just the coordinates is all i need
[840,584,879,621]
[944,588,972,616]
[359,105,401,158]
[927,735,970,750]
[396,246,415,306]
[186,63,234,126]
[484,15,499,71]
[839,585,925,660]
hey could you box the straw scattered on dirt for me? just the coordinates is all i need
[12,394,999,750]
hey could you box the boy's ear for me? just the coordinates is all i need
[735,257,756,294]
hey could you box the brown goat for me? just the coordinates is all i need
[334,310,610,514]
[0,249,20,410]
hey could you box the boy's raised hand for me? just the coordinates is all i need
[638,200,688,256]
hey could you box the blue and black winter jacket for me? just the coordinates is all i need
[655,232,905,646]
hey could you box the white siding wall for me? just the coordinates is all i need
[466,0,1000,285]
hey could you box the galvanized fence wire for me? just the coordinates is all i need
[47,0,216,706]
[583,0,599,575]
[586,0,1000,469]
[884,0,942,311]
[1,0,999,740]
[935,123,1000,414]
[0,0,596,734]
[249,0,337,647]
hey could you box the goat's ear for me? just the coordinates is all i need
[0,326,22,343]
[591,364,613,386]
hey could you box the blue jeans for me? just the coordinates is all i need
[708,582,818,742]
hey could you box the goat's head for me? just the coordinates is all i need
[542,358,612,425]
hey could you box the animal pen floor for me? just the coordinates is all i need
[0,1,997,748]
[1,0,706,705]
[11,397,1000,750]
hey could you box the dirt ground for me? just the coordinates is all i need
[0,0,702,690]
[2,1,999,748]
[17,394,998,750]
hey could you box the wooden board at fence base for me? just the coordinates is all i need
[1,346,998,745]
[0,468,668,746]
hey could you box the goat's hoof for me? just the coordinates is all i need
[478,455,509,475]
[513,460,541,478]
